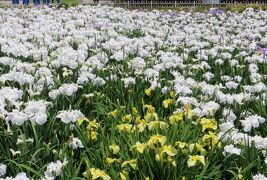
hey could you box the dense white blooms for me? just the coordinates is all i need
[129,57,146,74]
[219,122,235,132]
[223,144,242,156]
[24,100,49,125]
[177,97,198,106]
[225,81,238,89]
[0,164,7,176]
[222,109,237,122]
[203,72,214,81]
[0,87,23,116]
[0,57,16,66]
[240,115,266,132]
[69,137,84,149]
[49,84,79,99]
[199,101,220,116]
[122,77,136,87]
[2,172,29,180]
[243,82,267,93]
[56,110,85,124]
[0,5,266,178]
[6,110,29,126]
[0,71,34,85]
[44,159,68,178]
[51,47,84,69]
[253,174,267,180]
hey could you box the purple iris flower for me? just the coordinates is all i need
[262,48,267,58]
[92,21,104,29]
[255,44,267,58]
[210,8,223,15]
[169,12,178,17]
[247,35,256,41]
[255,44,262,51]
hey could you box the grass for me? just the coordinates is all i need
[118,4,267,12]
[59,0,79,8]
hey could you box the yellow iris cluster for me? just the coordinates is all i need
[115,103,171,133]
[196,118,220,149]
[106,143,137,179]
[83,91,220,179]
[87,120,100,141]
[162,98,173,109]
[108,105,126,118]
[131,134,177,167]
[169,112,183,124]
[197,118,217,132]
[88,168,111,180]
[201,131,220,149]
[76,117,100,141]
[82,160,111,180]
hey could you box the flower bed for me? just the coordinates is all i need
[0,6,266,179]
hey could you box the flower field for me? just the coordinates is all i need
[0,5,267,180]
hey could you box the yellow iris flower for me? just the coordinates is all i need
[147,134,167,149]
[122,114,133,122]
[86,120,100,141]
[89,168,111,180]
[119,171,128,180]
[88,131,98,141]
[87,120,100,130]
[162,99,173,108]
[201,131,220,148]
[108,109,118,117]
[109,144,120,154]
[76,117,89,126]
[137,120,147,132]
[169,112,183,124]
[198,118,217,132]
[144,112,158,122]
[132,107,138,114]
[175,141,188,149]
[189,143,206,155]
[187,155,205,167]
[117,124,132,133]
[147,120,169,130]
[159,145,178,156]
[144,105,156,113]
[184,104,193,119]
[106,158,121,165]
[170,91,175,98]
[167,156,177,167]
[132,141,147,153]
[122,159,137,170]
[145,88,152,96]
